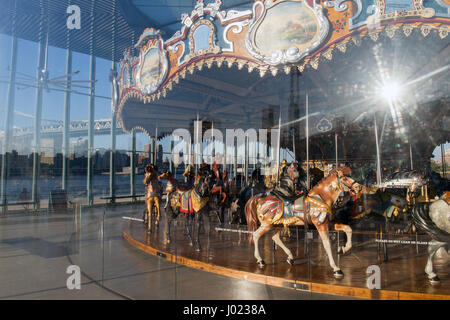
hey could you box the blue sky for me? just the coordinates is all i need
[0,33,156,153]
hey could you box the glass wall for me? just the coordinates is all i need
[0,1,448,301]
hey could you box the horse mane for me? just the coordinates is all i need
[335,166,352,176]
[310,173,335,193]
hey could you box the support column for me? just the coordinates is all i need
[86,0,96,206]
[234,138,237,182]
[150,140,154,164]
[109,62,117,204]
[86,54,96,206]
[335,132,338,169]
[244,135,248,185]
[169,136,173,173]
[374,114,382,185]
[154,128,158,166]
[32,35,46,210]
[306,93,310,190]
[0,36,18,213]
[109,0,117,204]
[62,49,72,191]
[130,130,136,201]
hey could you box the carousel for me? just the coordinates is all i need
[116,0,450,299]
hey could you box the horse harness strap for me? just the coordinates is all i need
[306,195,332,214]
[305,195,332,226]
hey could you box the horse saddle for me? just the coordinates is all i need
[180,190,193,213]
[179,190,209,213]
[259,194,309,225]
[281,196,311,224]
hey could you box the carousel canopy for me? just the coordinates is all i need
[119,0,253,37]
[115,0,450,167]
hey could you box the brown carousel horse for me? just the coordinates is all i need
[143,164,162,233]
[245,164,367,278]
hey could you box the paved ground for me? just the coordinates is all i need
[0,203,362,300]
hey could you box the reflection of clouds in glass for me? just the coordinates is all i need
[255,2,317,54]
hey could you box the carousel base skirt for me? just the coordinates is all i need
[123,215,449,300]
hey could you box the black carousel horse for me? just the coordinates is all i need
[164,164,221,251]
[233,167,267,225]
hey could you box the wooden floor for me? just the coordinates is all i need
[123,211,449,300]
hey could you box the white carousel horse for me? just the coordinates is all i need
[411,191,450,284]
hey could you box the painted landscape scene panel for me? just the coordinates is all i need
[255,1,318,55]
[140,48,163,89]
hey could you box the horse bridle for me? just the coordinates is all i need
[336,173,360,195]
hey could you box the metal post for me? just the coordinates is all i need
[62,49,72,191]
[86,0,96,206]
[169,135,173,173]
[154,128,159,165]
[374,114,382,185]
[234,138,237,182]
[254,139,257,171]
[211,122,215,164]
[0,35,18,213]
[130,130,136,201]
[150,139,154,164]
[409,144,413,171]
[306,93,310,190]
[335,132,338,169]
[32,32,46,210]
[276,112,281,185]
[244,135,248,184]
[292,130,296,162]
[194,114,200,176]
[109,63,117,204]
[87,54,96,206]
[223,137,227,171]
[109,1,117,204]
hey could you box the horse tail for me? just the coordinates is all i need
[245,196,260,244]
[411,202,450,243]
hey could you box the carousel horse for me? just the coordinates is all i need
[209,163,231,225]
[143,164,162,233]
[349,170,427,232]
[309,167,324,189]
[164,164,220,251]
[211,168,237,225]
[159,169,195,244]
[411,191,450,284]
[245,165,366,278]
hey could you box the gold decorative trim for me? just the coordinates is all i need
[368,0,435,26]
[303,23,448,73]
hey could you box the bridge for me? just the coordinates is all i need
[0,119,127,139]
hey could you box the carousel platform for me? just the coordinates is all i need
[123,211,449,300]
